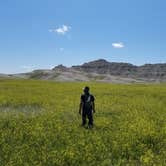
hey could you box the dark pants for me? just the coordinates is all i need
[82,109,93,126]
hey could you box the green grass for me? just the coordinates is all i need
[0,79,166,166]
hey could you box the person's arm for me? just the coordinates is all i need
[91,95,95,113]
[92,101,95,113]
[79,97,83,114]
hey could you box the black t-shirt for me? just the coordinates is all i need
[81,94,95,110]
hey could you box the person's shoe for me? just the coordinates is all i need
[88,124,93,129]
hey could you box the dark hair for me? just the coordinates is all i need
[84,86,90,92]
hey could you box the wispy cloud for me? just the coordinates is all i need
[112,42,125,48]
[59,47,64,52]
[20,65,36,72]
[49,25,71,35]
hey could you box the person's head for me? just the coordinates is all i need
[83,86,90,94]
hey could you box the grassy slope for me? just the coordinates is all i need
[0,79,166,166]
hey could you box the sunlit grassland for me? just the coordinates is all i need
[0,79,166,166]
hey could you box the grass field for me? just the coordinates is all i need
[0,79,166,166]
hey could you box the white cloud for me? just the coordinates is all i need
[112,42,125,48]
[59,47,64,52]
[49,25,71,35]
[20,65,36,72]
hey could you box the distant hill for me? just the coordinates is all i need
[72,59,166,81]
[1,59,166,83]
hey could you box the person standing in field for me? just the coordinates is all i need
[79,86,95,128]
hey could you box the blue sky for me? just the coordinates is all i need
[0,0,166,73]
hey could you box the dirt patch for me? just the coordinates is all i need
[0,104,44,113]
